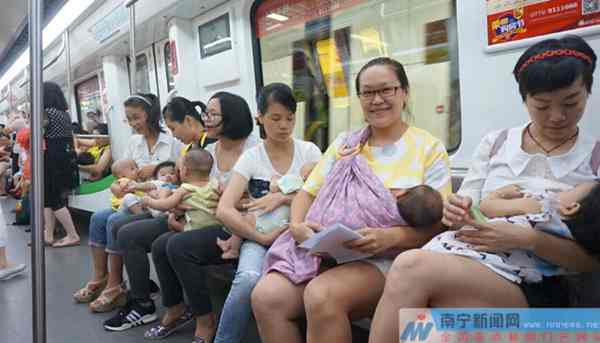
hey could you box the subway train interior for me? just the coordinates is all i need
[2,0,600,342]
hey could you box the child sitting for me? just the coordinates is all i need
[144,161,179,217]
[423,181,600,283]
[110,159,147,214]
[142,149,220,231]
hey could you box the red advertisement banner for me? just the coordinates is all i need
[487,0,600,46]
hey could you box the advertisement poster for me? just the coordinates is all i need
[487,0,600,46]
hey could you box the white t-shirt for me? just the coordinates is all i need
[205,134,260,186]
[233,138,322,197]
[123,132,184,167]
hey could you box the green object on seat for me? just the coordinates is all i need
[77,174,115,195]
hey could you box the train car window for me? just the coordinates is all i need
[75,75,103,131]
[198,13,232,58]
[253,0,461,152]
[164,42,175,92]
[135,54,151,94]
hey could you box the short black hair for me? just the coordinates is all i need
[162,96,206,126]
[153,160,176,179]
[396,185,444,228]
[209,92,254,140]
[123,93,164,134]
[43,82,68,111]
[256,83,297,139]
[513,35,597,101]
[355,57,410,95]
[564,182,600,255]
[94,123,109,135]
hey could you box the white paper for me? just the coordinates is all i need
[300,223,372,263]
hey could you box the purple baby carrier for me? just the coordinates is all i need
[263,127,405,284]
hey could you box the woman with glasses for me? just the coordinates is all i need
[250,57,452,343]
[369,36,600,343]
[74,93,183,312]
[103,92,259,334]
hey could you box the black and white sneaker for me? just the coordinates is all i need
[103,299,157,332]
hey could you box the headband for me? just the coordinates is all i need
[518,49,593,76]
[126,94,152,107]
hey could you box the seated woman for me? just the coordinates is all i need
[251,57,452,343]
[76,123,111,181]
[369,35,600,343]
[103,93,259,333]
[73,93,183,313]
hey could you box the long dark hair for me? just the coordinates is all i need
[44,82,68,111]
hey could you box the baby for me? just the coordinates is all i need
[142,149,220,231]
[110,159,146,214]
[217,163,319,259]
[423,181,600,283]
[393,184,445,229]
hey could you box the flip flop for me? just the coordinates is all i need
[52,238,81,248]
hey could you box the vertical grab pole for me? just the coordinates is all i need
[64,30,73,120]
[29,0,46,341]
[126,0,139,93]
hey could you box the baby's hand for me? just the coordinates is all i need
[147,190,159,199]
[141,196,152,207]
[490,184,523,200]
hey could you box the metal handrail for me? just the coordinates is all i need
[19,33,66,88]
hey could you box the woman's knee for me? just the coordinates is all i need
[303,277,339,317]
[251,276,290,316]
[116,225,138,249]
[387,249,438,289]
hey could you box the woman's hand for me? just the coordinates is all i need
[442,194,473,227]
[257,226,288,246]
[167,213,185,232]
[137,164,155,180]
[244,193,286,214]
[455,219,536,253]
[344,228,397,255]
[290,222,322,244]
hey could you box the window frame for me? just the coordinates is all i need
[249,0,461,153]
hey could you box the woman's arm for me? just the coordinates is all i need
[529,231,600,272]
[289,190,321,243]
[345,223,444,255]
[456,220,600,272]
[142,188,186,211]
[78,147,112,176]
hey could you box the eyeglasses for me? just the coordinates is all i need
[358,86,401,100]
[200,111,223,121]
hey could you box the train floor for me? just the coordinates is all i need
[0,198,260,343]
